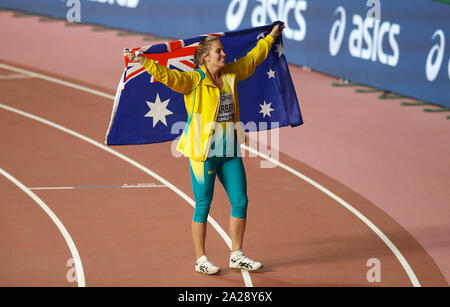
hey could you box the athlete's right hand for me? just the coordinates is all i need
[123,49,145,64]
[124,52,135,62]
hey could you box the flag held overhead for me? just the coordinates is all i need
[105,22,303,146]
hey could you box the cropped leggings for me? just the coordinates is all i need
[189,156,248,223]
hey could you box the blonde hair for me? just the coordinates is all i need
[194,36,220,69]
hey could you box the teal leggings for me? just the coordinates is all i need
[189,156,248,223]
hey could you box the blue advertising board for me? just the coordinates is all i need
[1,0,449,107]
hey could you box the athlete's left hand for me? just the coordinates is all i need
[269,22,286,38]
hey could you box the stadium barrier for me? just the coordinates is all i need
[1,0,449,108]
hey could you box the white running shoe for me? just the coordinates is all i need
[195,255,221,275]
[229,249,263,271]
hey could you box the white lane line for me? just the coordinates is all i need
[0,167,85,287]
[29,183,168,190]
[30,187,77,190]
[0,102,253,287]
[243,145,421,287]
[0,63,421,287]
[0,64,114,100]
[0,73,33,79]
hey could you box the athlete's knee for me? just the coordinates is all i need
[230,196,248,219]
[192,198,212,223]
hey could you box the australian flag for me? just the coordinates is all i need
[105,22,303,146]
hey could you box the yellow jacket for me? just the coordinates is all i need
[143,34,275,161]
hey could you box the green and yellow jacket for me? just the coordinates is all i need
[143,34,275,161]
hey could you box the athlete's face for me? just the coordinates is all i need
[204,40,226,70]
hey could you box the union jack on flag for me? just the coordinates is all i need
[123,33,223,85]
[106,22,303,145]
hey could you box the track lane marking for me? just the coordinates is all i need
[0,73,33,79]
[29,183,168,190]
[0,102,253,287]
[0,64,115,100]
[0,167,85,287]
[0,62,421,287]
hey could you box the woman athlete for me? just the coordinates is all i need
[126,23,285,275]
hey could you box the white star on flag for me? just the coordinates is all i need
[144,93,173,127]
[275,43,284,58]
[267,68,276,79]
[257,32,266,40]
[259,101,275,118]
